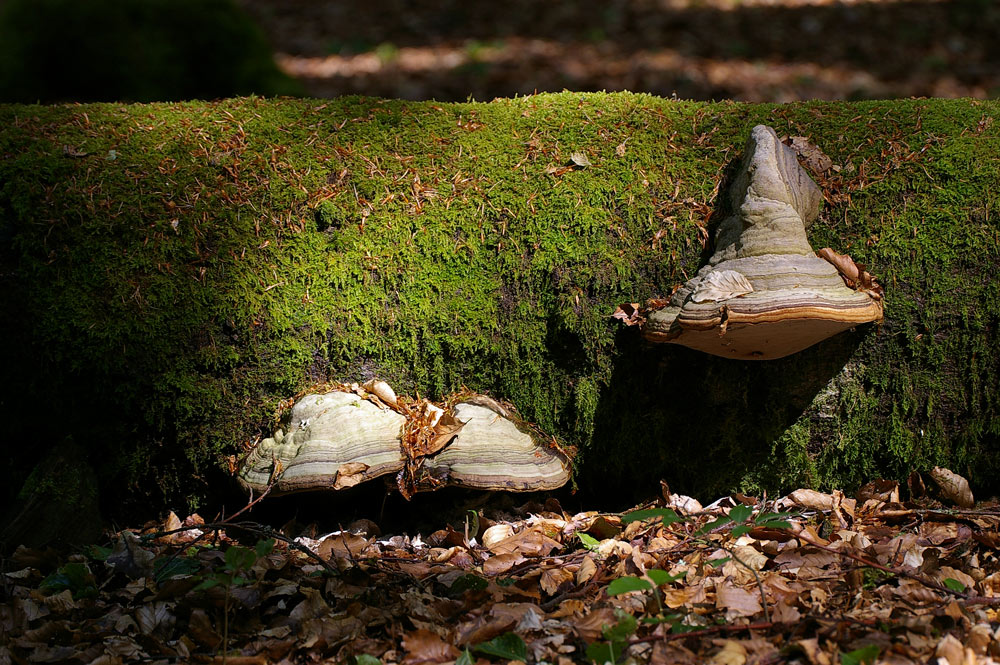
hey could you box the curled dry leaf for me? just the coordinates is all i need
[333,462,370,490]
[786,489,836,511]
[482,524,515,551]
[570,152,592,168]
[690,270,754,303]
[488,528,562,557]
[784,135,834,174]
[611,302,645,327]
[422,412,464,457]
[362,379,398,408]
[161,511,182,544]
[576,555,597,584]
[817,247,884,300]
[928,466,975,508]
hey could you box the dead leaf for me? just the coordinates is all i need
[572,608,619,641]
[161,512,182,543]
[488,528,561,557]
[934,633,965,665]
[540,567,574,595]
[716,580,763,618]
[187,608,221,649]
[318,532,370,560]
[785,489,834,511]
[457,613,517,646]
[334,462,370,489]
[611,303,645,327]
[42,590,76,615]
[785,136,834,174]
[570,152,591,167]
[691,270,754,303]
[615,141,627,157]
[483,552,523,576]
[816,247,884,300]
[576,555,597,585]
[856,479,899,504]
[483,524,516,551]
[710,640,747,665]
[928,467,974,508]
[134,601,175,640]
[795,638,832,665]
[401,629,460,664]
[424,412,465,456]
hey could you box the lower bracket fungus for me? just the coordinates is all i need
[642,125,883,359]
[237,381,572,497]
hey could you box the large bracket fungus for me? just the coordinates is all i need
[238,382,572,496]
[643,125,883,360]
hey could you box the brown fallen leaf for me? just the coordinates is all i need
[161,512,182,544]
[611,303,645,327]
[934,633,965,665]
[488,528,562,557]
[457,613,517,646]
[710,640,747,665]
[483,552,523,576]
[318,532,370,560]
[572,608,619,641]
[816,247,884,300]
[401,628,460,665]
[786,489,836,511]
[540,566,574,596]
[576,555,597,585]
[928,467,975,508]
[716,579,763,619]
[856,479,899,504]
[334,462,370,489]
[784,136,834,174]
[423,412,464,456]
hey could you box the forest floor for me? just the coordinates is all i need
[236,0,1000,103]
[4,470,1000,664]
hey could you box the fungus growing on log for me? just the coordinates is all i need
[238,383,572,496]
[642,125,883,359]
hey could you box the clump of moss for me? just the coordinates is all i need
[0,94,996,516]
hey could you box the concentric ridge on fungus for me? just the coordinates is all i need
[238,389,571,495]
[643,125,883,360]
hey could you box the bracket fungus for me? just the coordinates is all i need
[238,382,572,497]
[643,125,883,360]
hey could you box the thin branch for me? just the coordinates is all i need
[628,621,777,644]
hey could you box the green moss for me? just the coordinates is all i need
[0,94,997,514]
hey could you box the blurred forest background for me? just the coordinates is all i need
[0,0,997,105]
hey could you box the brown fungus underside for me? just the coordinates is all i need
[238,381,572,496]
[642,125,883,360]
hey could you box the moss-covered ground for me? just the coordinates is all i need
[0,94,997,516]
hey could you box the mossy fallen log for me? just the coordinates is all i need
[0,93,997,517]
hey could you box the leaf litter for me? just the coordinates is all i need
[4,469,1000,664]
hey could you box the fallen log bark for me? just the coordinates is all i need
[0,93,997,523]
